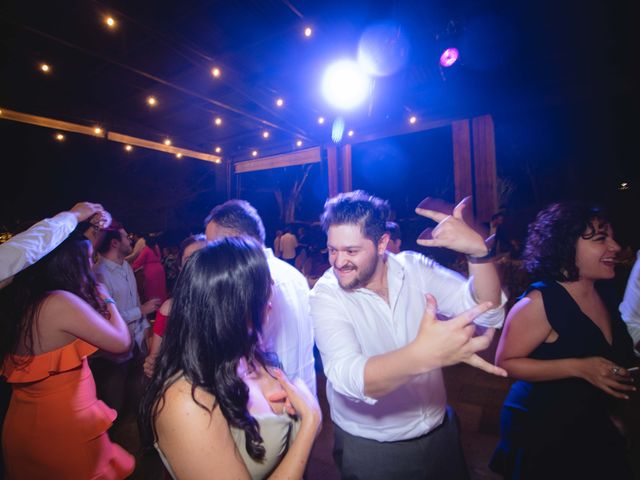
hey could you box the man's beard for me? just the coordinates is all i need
[334,254,378,291]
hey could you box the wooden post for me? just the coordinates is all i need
[471,115,498,223]
[340,144,352,193]
[327,145,339,198]
[452,120,473,204]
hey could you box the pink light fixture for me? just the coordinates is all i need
[439,48,459,67]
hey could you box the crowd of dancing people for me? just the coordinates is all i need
[0,192,639,479]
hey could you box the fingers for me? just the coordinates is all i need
[266,390,288,403]
[464,355,508,377]
[415,197,454,216]
[420,294,438,326]
[417,238,448,248]
[415,208,449,223]
[466,328,496,352]
[452,196,471,220]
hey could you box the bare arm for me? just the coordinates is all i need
[46,290,131,353]
[156,376,321,480]
[496,292,634,399]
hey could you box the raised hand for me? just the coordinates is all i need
[69,202,104,222]
[575,356,636,400]
[412,294,507,377]
[272,370,322,434]
[415,196,488,256]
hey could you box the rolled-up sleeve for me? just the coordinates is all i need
[411,253,506,328]
[0,212,77,284]
[310,285,377,405]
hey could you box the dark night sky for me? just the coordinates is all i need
[1,0,638,246]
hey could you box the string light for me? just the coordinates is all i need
[214,146,222,153]
[147,96,157,107]
[252,150,258,157]
[304,26,313,37]
[318,116,325,124]
[94,127,103,135]
[176,153,183,159]
[215,158,222,164]
[211,67,221,78]
[124,145,133,152]
[105,16,116,28]
[164,139,172,146]
[55,133,65,141]
[347,130,354,137]
[40,63,51,73]
[262,131,270,139]
[296,140,303,147]
[214,117,222,126]
[276,98,284,107]
[409,115,417,124]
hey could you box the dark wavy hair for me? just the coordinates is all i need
[139,236,273,461]
[523,202,610,282]
[0,231,108,361]
[321,190,390,244]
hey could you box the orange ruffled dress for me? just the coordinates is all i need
[1,339,135,479]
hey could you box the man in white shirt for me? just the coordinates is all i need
[310,191,506,479]
[0,202,105,289]
[93,222,160,414]
[619,250,640,356]
[204,200,316,395]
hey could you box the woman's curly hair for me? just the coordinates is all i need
[523,202,609,282]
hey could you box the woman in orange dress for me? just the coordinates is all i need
[0,231,135,479]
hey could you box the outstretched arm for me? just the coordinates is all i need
[0,202,104,288]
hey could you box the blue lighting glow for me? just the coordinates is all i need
[321,60,372,110]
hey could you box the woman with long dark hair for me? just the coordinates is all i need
[140,237,320,479]
[0,231,135,479]
[490,202,637,479]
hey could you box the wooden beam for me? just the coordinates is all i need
[346,117,463,146]
[0,107,222,164]
[0,108,105,137]
[234,147,321,173]
[471,115,498,222]
[340,144,352,193]
[108,132,220,163]
[452,120,473,203]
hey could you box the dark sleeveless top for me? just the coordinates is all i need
[491,281,636,479]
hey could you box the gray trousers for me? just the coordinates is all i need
[333,406,470,480]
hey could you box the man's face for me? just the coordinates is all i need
[118,229,133,256]
[205,221,241,241]
[327,224,387,290]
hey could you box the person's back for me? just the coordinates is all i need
[204,201,316,394]
[280,230,298,263]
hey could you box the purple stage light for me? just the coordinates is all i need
[439,48,459,67]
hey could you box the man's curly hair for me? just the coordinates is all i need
[524,202,609,282]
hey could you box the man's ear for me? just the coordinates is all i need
[378,233,390,255]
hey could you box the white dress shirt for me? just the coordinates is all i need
[0,212,77,287]
[94,256,149,362]
[619,250,640,356]
[310,251,506,442]
[263,248,317,395]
